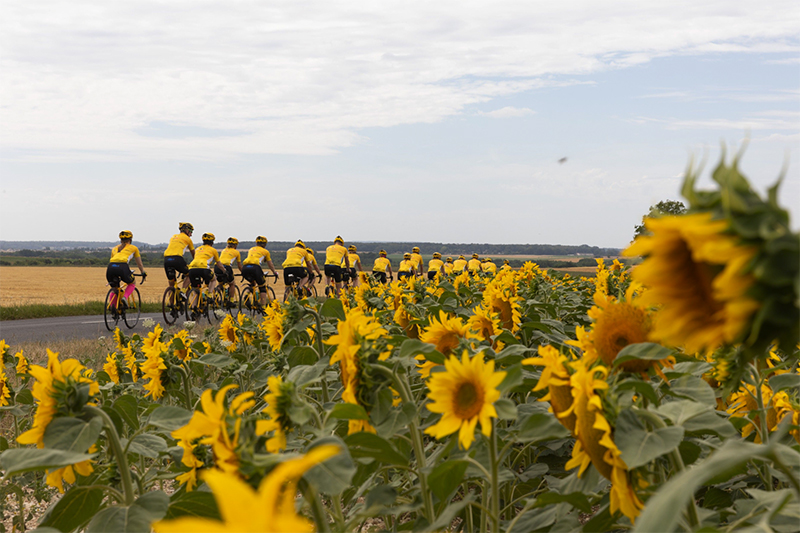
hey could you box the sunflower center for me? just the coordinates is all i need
[614,335,629,348]
[454,381,484,420]
[676,239,723,315]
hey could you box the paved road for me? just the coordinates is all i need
[0,313,169,345]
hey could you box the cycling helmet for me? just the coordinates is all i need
[503,259,509,265]
[446,257,453,262]
[119,230,133,240]
[403,253,411,259]
[202,232,215,242]
[348,245,356,252]
[412,247,420,253]
[458,255,465,260]
[227,237,239,246]
[307,248,315,254]
[334,236,344,245]
[179,222,194,232]
[379,250,387,257]
[472,253,479,258]
[295,240,306,249]
[433,252,442,259]
[255,236,268,244]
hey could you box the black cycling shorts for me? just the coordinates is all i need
[164,256,189,281]
[106,263,134,287]
[188,268,213,288]
[398,271,413,280]
[427,271,438,280]
[372,271,387,284]
[324,264,343,283]
[215,264,234,284]
[284,266,308,285]
[242,264,266,288]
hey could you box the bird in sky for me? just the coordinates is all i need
[558,157,568,164]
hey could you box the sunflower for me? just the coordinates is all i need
[122,345,139,382]
[394,305,420,339]
[46,445,97,493]
[15,349,29,375]
[773,391,800,444]
[103,353,121,384]
[523,345,576,432]
[624,213,759,354]
[141,339,168,400]
[562,359,643,523]
[482,278,522,332]
[256,376,294,452]
[172,330,195,361]
[260,301,286,352]
[467,304,502,344]
[424,351,506,450]
[420,311,477,356]
[153,445,340,533]
[113,327,126,351]
[216,315,237,352]
[17,350,100,448]
[0,366,10,406]
[727,383,776,442]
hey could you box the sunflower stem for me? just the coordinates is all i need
[84,405,135,505]
[488,420,500,533]
[305,308,330,404]
[300,479,330,533]
[176,364,193,410]
[751,363,774,491]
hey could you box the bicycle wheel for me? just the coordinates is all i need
[185,288,202,321]
[226,285,241,315]
[124,288,141,328]
[104,288,120,331]
[265,286,276,304]
[162,287,180,325]
[240,286,256,316]
[306,284,318,298]
[205,290,220,323]
[324,285,333,298]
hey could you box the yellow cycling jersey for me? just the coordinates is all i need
[243,247,271,266]
[410,253,423,268]
[282,246,309,268]
[444,263,454,274]
[347,253,360,268]
[468,259,482,272]
[428,259,444,272]
[482,262,497,273]
[109,244,140,264]
[219,247,241,267]
[164,233,194,257]
[307,251,318,267]
[453,259,468,272]
[500,264,513,271]
[325,244,349,266]
[373,257,391,272]
[398,259,414,273]
[188,245,220,269]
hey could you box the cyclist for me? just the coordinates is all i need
[482,257,497,274]
[282,240,315,300]
[468,253,482,274]
[164,222,195,290]
[188,233,221,293]
[501,259,513,271]
[410,247,424,277]
[324,236,350,294]
[242,236,278,307]
[215,237,243,295]
[305,247,322,296]
[372,250,393,284]
[453,255,468,274]
[444,257,454,275]
[427,252,445,280]
[346,245,363,286]
[397,253,416,280]
[107,230,147,308]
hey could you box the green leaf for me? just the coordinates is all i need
[320,298,346,321]
[533,491,592,513]
[287,361,327,387]
[148,406,192,431]
[40,486,104,533]
[398,339,442,364]
[303,437,356,495]
[614,342,673,366]
[494,344,533,365]
[345,432,408,466]
[655,400,737,438]
[615,409,684,469]
[498,364,523,393]
[329,403,369,420]
[15,388,34,404]
[427,460,468,502]
[516,413,571,444]
[288,346,318,368]
[616,380,659,405]
[113,395,140,431]
[769,373,800,393]
[0,448,96,476]
[0,436,7,452]
[195,353,235,368]
[423,496,474,533]
[43,417,103,453]
[494,398,518,420]
[86,492,168,533]
[364,484,397,512]
[667,375,716,406]
[164,491,221,521]
[126,434,168,459]
[133,491,170,520]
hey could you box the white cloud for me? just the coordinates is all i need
[1,1,799,160]
[479,107,536,118]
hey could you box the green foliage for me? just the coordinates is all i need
[633,199,687,239]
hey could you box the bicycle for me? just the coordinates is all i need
[214,275,241,317]
[185,280,219,323]
[162,272,190,326]
[240,272,278,316]
[285,272,320,301]
[104,273,145,331]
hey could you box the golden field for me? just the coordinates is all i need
[0,266,291,306]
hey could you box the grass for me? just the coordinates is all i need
[0,301,161,321]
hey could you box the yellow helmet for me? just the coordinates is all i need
[255,236,267,244]
[227,237,239,246]
[433,252,442,259]
[202,233,215,243]
[348,245,356,252]
[412,247,420,253]
[446,257,452,262]
[472,253,479,259]
[379,250,387,257]
[295,240,306,249]
[179,222,194,232]
[403,253,411,259]
[458,255,465,260]
[119,230,133,240]
[334,236,344,245]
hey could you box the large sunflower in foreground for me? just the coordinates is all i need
[154,445,341,533]
[424,351,506,449]
[624,213,759,354]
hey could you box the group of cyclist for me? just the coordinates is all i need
[106,223,514,306]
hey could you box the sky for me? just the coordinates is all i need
[1,1,798,249]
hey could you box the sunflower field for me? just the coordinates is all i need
[0,157,798,533]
